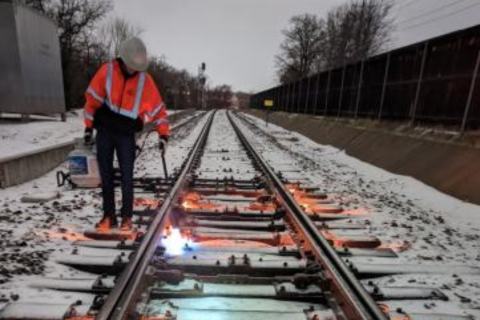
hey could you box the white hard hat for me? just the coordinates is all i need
[119,37,149,72]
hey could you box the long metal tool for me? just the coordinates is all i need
[161,154,168,180]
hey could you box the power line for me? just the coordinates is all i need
[398,0,480,31]
[391,0,435,23]
[395,0,427,13]
[398,0,474,25]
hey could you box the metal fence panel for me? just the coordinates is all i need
[251,24,480,130]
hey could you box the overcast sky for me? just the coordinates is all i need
[112,0,480,92]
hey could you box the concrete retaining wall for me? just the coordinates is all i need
[0,141,74,188]
[0,110,191,188]
[247,110,480,205]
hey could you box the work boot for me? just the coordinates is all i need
[120,216,133,231]
[95,214,118,230]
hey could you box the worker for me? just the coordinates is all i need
[83,37,170,231]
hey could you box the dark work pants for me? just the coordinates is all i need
[96,128,136,218]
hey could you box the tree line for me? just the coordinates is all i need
[276,0,394,84]
[22,0,239,111]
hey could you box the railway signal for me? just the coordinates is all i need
[198,62,207,109]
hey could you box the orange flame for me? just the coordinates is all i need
[248,202,276,211]
[134,198,161,208]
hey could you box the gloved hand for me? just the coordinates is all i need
[84,128,94,145]
[158,136,168,156]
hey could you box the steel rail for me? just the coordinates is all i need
[97,111,216,320]
[227,111,387,320]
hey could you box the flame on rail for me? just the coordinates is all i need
[161,227,195,256]
[134,197,161,209]
[181,192,277,212]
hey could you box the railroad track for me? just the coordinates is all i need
[0,110,476,320]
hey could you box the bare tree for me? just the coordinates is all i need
[276,0,394,82]
[275,14,324,84]
[234,92,251,109]
[50,0,112,58]
[320,0,394,70]
[100,16,143,57]
[206,85,234,109]
[148,57,200,110]
[352,0,394,59]
[21,0,50,13]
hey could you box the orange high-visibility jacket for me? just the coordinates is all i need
[84,60,170,136]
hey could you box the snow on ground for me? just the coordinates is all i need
[1,108,479,317]
[196,111,258,181]
[234,112,480,318]
[0,111,84,159]
[138,112,207,178]
[0,109,183,159]
[0,112,205,307]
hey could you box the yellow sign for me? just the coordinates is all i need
[264,100,274,108]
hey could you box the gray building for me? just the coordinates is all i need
[0,0,65,117]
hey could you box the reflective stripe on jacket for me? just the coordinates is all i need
[84,60,170,136]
